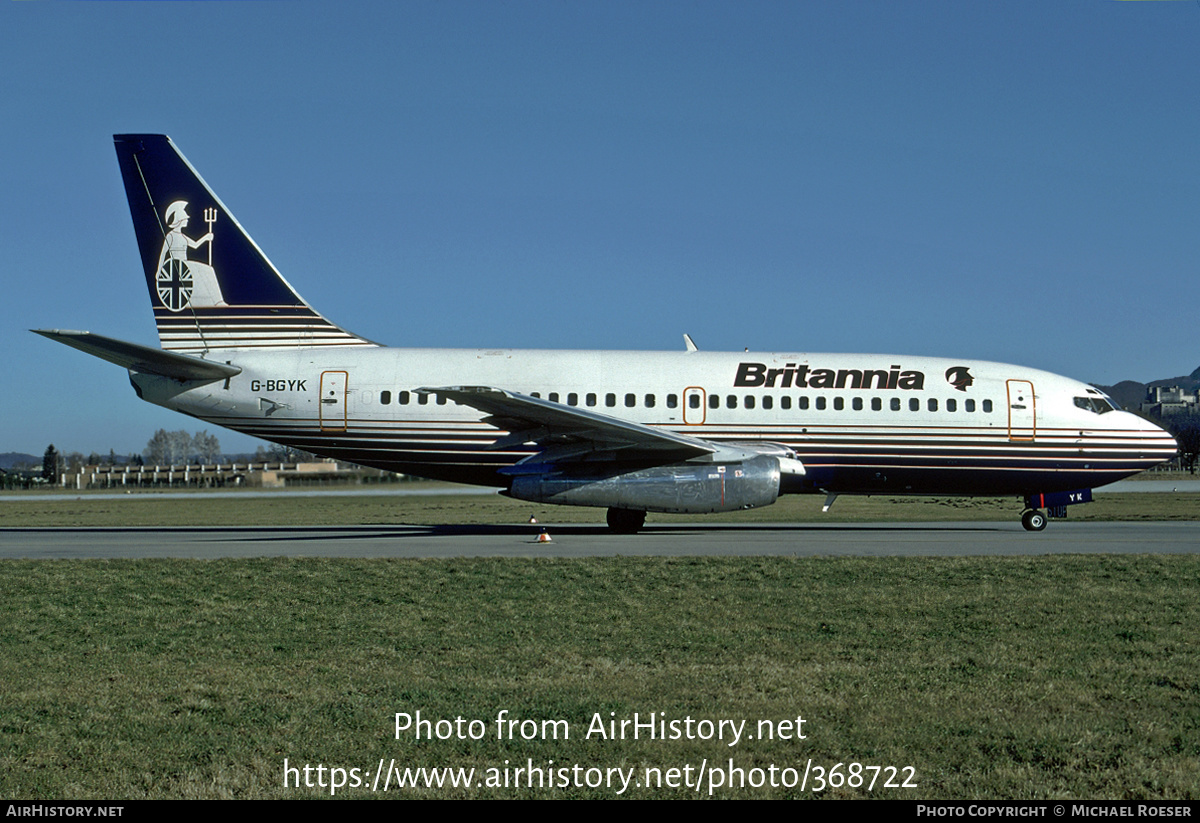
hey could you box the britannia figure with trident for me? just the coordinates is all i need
[155,200,227,310]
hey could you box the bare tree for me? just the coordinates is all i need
[193,430,221,463]
[144,430,170,465]
[255,442,319,463]
[145,429,194,465]
[167,431,192,464]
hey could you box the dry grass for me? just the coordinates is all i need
[2,555,1198,798]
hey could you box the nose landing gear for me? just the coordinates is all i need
[1020,509,1048,532]
[1021,489,1093,531]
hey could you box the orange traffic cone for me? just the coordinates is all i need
[536,529,552,543]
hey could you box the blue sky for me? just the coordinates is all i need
[3,1,1198,458]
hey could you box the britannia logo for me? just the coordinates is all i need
[945,366,974,392]
[155,201,227,311]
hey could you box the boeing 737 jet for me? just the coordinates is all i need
[36,135,1178,531]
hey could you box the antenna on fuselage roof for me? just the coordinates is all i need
[683,333,698,352]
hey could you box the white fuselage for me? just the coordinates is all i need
[133,346,1177,498]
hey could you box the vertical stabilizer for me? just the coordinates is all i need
[113,134,376,352]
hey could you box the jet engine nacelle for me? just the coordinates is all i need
[507,454,782,514]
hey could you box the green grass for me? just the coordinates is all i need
[2,556,1198,798]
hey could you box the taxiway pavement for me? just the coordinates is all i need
[2,521,1198,559]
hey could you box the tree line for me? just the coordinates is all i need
[41,430,223,478]
[37,431,327,480]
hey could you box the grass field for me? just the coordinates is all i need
[1,488,1198,799]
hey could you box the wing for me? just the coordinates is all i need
[415,385,715,470]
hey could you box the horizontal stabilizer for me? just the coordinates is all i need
[33,330,241,382]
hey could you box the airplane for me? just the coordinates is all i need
[35,135,1178,532]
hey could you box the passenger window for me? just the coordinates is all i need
[947,399,957,412]
[549,392,559,403]
[745,395,756,409]
[586,393,597,407]
[380,391,391,405]
[763,396,773,410]
[781,396,791,410]
[625,393,636,408]
[709,394,719,409]
[834,397,844,411]
[531,392,541,398]
[909,398,919,412]
[436,395,447,405]
[667,394,678,408]
[870,397,881,411]
[605,393,616,407]
[928,398,938,412]
[852,397,863,411]
[399,391,410,405]
[799,396,809,410]
[891,397,901,411]
[965,399,976,412]
[418,393,429,405]
[689,393,701,409]
[983,399,993,413]
[568,392,578,406]
[815,396,826,410]
[727,395,738,409]
[646,394,656,408]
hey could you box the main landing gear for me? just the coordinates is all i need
[607,507,647,534]
[1020,509,1048,532]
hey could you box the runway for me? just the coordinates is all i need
[2,521,1199,559]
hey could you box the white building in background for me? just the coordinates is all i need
[1142,386,1200,417]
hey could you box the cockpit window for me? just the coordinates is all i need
[1091,388,1121,411]
[1074,396,1115,415]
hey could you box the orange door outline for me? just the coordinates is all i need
[319,370,348,431]
[1006,379,1036,441]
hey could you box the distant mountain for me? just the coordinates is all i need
[0,453,39,470]
[1095,381,1146,411]
[1093,365,1200,411]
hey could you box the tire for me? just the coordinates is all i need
[1021,509,1048,532]
[606,508,646,534]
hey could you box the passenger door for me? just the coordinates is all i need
[319,370,348,431]
[1006,379,1035,440]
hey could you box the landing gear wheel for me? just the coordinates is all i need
[606,508,647,534]
[1021,509,1048,532]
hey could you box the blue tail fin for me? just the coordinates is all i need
[113,134,376,353]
